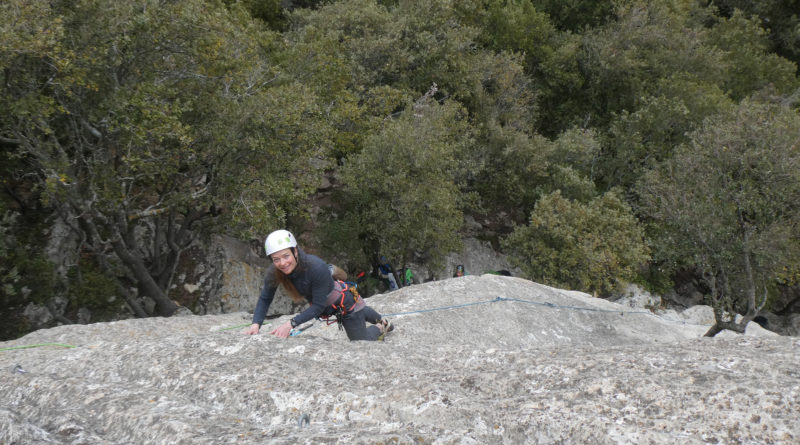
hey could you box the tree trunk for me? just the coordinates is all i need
[704,269,749,337]
[152,208,206,292]
[740,232,758,318]
[703,324,724,337]
[78,208,179,317]
[92,248,149,318]
[112,238,178,316]
[706,233,767,336]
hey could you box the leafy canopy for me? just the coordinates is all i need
[327,91,473,271]
[504,190,650,296]
[0,0,333,315]
[637,99,800,324]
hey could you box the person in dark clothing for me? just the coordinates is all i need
[453,264,467,278]
[243,229,393,341]
[378,255,399,290]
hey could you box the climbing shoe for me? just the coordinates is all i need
[377,318,394,341]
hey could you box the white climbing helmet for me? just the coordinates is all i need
[264,229,298,256]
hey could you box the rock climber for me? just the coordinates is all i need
[243,229,393,341]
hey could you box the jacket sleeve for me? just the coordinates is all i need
[252,269,278,326]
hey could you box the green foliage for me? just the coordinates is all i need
[479,0,557,74]
[470,125,549,222]
[0,223,56,308]
[503,190,651,296]
[214,81,336,238]
[287,0,534,129]
[709,0,800,66]
[704,9,799,101]
[0,197,56,313]
[316,210,366,272]
[533,31,586,135]
[474,125,600,223]
[600,75,734,190]
[532,0,617,31]
[637,99,800,314]
[574,1,728,129]
[0,205,20,299]
[333,95,473,271]
[543,0,795,136]
[66,260,122,317]
[465,50,537,132]
[233,0,288,31]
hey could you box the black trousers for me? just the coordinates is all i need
[340,306,383,341]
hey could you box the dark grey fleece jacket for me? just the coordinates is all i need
[252,248,335,327]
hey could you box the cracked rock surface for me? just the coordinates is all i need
[1,275,798,444]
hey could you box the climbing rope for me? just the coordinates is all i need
[236,295,707,337]
[216,324,251,332]
[381,295,707,326]
[0,343,77,352]
[1,296,707,349]
[384,296,631,316]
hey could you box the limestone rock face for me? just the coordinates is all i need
[190,234,294,317]
[1,275,798,444]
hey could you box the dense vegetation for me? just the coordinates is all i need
[2,0,799,338]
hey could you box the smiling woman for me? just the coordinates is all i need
[243,229,394,341]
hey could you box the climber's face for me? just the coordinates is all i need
[270,248,297,274]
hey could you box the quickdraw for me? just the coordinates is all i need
[321,280,362,330]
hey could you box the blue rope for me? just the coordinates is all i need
[382,296,705,326]
[1,297,703,346]
[382,297,506,317]
[496,296,654,315]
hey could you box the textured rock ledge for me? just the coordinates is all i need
[1,275,798,444]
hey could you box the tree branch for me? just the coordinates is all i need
[80,118,103,140]
[0,135,20,145]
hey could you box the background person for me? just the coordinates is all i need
[378,255,399,290]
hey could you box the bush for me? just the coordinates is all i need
[503,190,650,296]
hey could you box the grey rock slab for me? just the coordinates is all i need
[1,275,798,444]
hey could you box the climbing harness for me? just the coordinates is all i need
[320,280,362,331]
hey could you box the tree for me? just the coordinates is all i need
[637,99,800,336]
[532,0,616,32]
[703,9,799,101]
[286,0,536,129]
[0,0,329,317]
[502,189,651,297]
[479,0,557,76]
[574,1,728,129]
[472,125,600,224]
[599,76,734,191]
[556,0,797,135]
[0,203,20,301]
[326,88,472,273]
[708,0,800,67]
